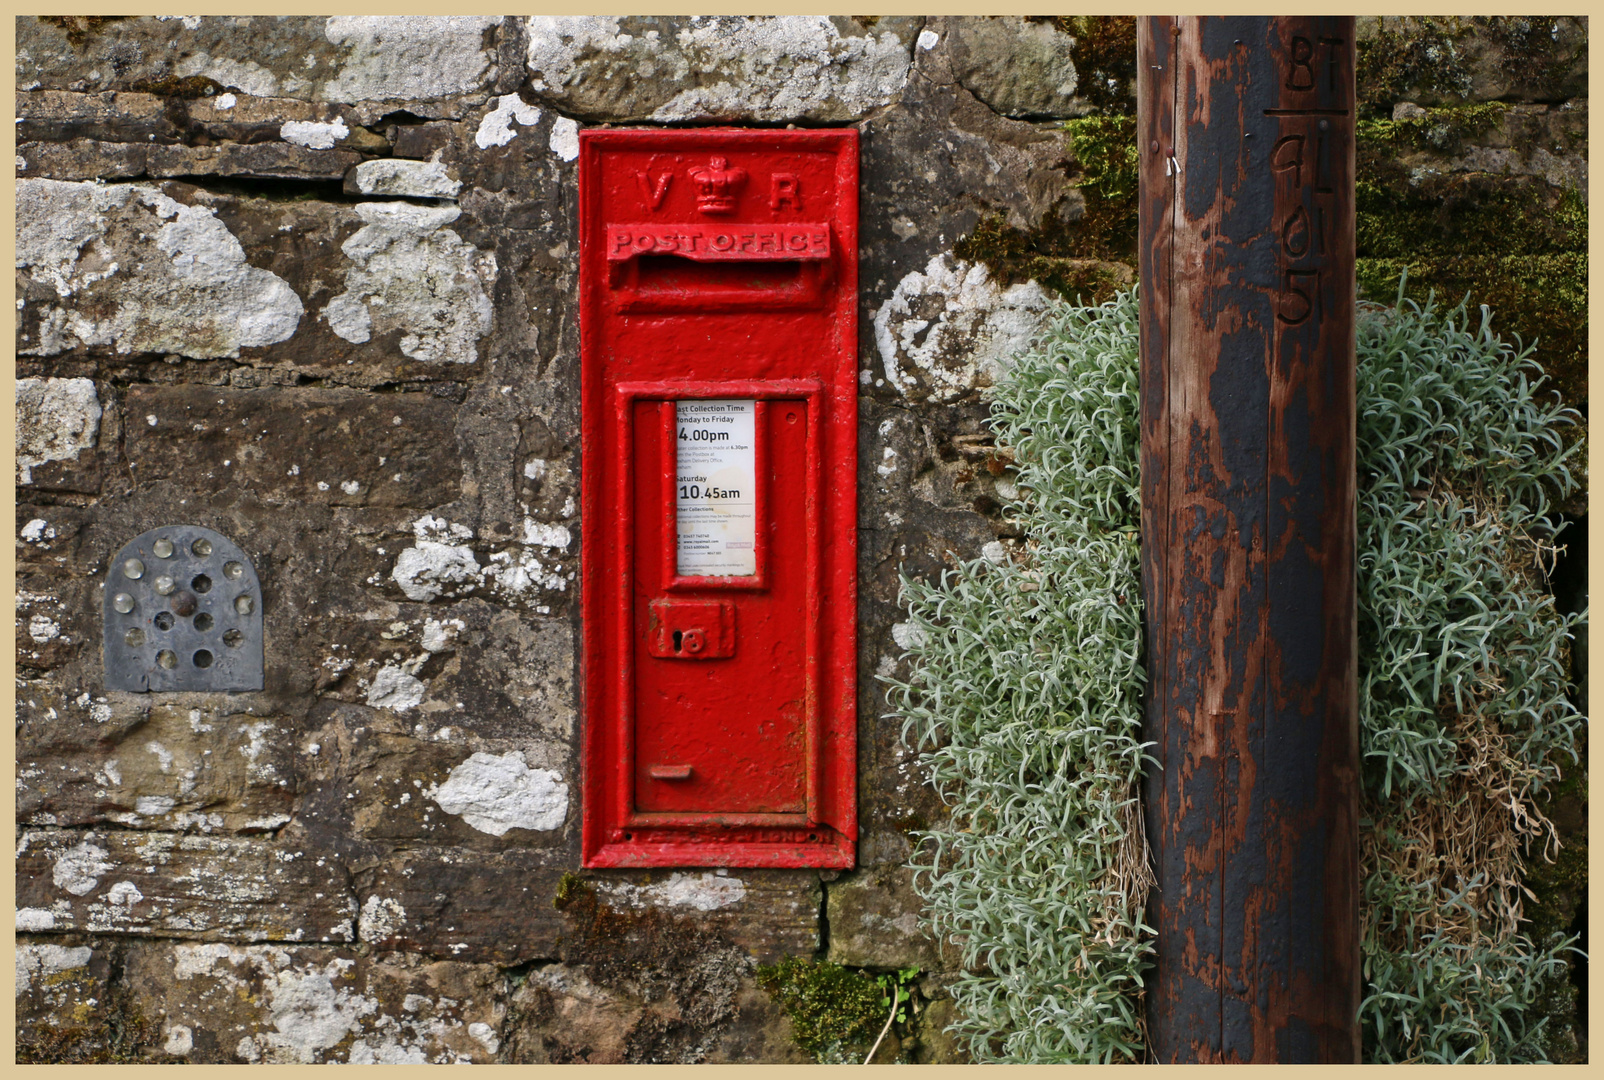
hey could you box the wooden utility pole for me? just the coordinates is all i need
[1137,17,1360,1062]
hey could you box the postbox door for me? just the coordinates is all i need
[579,127,856,868]
[631,398,812,815]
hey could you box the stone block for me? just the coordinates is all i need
[17,179,500,380]
[16,572,91,674]
[119,940,505,1063]
[18,140,151,180]
[16,180,306,361]
[15,938,112,1034]
[342,729,573,849]
[350,852,569,964]
[15,377,104,489]
[909,993,969,1063]
[146,143,365,181]
[703,983,814,1063]
[1356,16,1588,107]
[344,158,462,199]
[17,704,297,833]
[302,603,577,743]
[503,963,639,1063]
[825,865,940,969]
[941,16,1085,119]
[123,384,462,509]
[587,869,821,963]
[524,16,920,123]
[16,828,357,944]
[18,16,504,119]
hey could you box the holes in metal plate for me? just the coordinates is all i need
[104,526,264,692]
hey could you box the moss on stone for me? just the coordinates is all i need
[1356,102,1509,155]
[1354,152,1587,410]
[1357,17,1581,118]
[1523,738,1588,945]
[1356,17,1476,116]
[128,74,229,99]
[37,15,130,47]
[755,957,887,1062]
[553,870,587,910]
[1027,16,1137,115]
[1474,16,1579,98]
[953,113,1138,304]
[16,1003,183,1064]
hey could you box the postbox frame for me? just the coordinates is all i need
[578,128,858,868]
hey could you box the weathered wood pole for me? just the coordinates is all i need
[1137,17,1360,1062]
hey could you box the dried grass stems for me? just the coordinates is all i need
[888,286,1585,1064]
[1355,289,1584,1063]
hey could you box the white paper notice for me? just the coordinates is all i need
[676,400,758,576]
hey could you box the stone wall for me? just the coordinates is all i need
[14,15,1587,1064]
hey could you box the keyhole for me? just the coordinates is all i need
[673,630,683,652]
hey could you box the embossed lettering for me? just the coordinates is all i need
[770,173,801,212]
[636,171,674,211]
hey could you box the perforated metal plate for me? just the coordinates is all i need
[103,525,264,692]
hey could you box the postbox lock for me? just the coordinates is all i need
[647,599,734,660]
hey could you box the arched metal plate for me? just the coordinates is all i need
[103,525,264,692]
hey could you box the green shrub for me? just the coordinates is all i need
[890,286,1585,1063]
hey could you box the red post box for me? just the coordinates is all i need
[578,129,858,867]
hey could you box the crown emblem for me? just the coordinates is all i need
[689,156,747,215]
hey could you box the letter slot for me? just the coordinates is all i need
[580,129,858,868]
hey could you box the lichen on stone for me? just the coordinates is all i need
[16,180,305,360]
[15,377,101,484]
[320,201,495,363]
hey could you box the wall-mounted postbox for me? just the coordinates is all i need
[579,129,858,868]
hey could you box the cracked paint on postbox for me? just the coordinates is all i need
[579,129,858,868]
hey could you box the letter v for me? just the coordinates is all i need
[636,172,673,211]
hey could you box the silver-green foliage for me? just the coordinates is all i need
[1356,293,1583,801]
[1355,293,1585,1063]
[890,286,1585,1063]
[885,289,1153,1063]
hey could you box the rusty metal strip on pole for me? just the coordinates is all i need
[1138,16,1360,1062]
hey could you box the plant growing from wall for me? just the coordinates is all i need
[885,288,1155,1063]
[890,286,1585,1063]
[754,958,894,1063]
